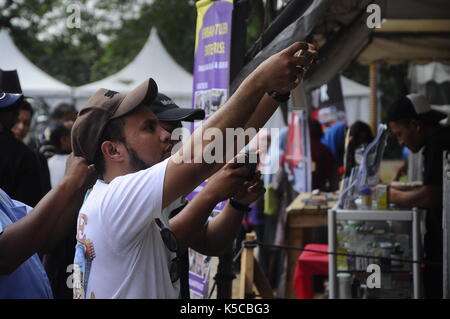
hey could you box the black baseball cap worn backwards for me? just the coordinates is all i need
[150,93,205,122]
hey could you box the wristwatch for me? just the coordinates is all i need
[229,198,252,213]
[267,90,291,103]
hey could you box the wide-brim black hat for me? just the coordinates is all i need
[0,69,23,94]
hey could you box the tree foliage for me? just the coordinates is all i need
[1,0,276,86]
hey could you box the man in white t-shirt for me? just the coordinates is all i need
[71,42,317,298]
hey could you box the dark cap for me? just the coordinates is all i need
[71,78,158,162]
[0,92,23,110]
[0,69,23,94]
[150,93,205,122]
[387,93,447,124]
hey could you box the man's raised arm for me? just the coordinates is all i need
[163,42,316,207]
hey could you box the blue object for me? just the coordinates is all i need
[321,122,346,159]
[0,188,53,299]
[402,146,409,161]
[360,186,372,195]
[0,92,23,109]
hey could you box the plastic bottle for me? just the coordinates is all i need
[337,273,352,299]
[360,187,372,210]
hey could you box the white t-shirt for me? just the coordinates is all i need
[48,154,69,188]
[73,158,180,299]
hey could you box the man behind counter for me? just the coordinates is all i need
[387,93,448,299]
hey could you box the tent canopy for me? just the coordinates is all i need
[231,0,450,93]
[0,30,72,99]
[75,29,193,108]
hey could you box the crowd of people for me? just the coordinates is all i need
[1,42,320,299]
[1,38,446,299]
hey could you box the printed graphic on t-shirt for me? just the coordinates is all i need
[74,213,96,299]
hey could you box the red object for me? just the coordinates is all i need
[293,244,329,299]
[282,112,303,168]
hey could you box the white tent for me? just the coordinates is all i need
[75,29,193,109]
[341,76,371,126]
[409,62,450,88]
[0,29,72,105]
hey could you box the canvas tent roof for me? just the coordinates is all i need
[0,29,72,98]
[75,29,193,107]
[340,76,369,97]
[231,0,450,93]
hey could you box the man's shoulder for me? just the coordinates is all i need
[114,158,170,185]
[428,126,450,150]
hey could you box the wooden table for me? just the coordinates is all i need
[284,192,337,298]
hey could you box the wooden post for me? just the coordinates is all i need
[239,233,256,299]
[369,62,378,135]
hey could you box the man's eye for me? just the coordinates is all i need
[145,123,156,132]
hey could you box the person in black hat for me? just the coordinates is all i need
[149,93,267,299]
[0,92,44,207]
[0,92,97,298]
[149,94,202,299]
[387,93,449,299]
[70,42,317,298]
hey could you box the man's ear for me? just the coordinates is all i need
[101,141,124,162]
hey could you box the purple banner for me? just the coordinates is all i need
[188,0,233,210]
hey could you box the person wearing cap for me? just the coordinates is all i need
[149,93,266,299]
[387,93,449,299]
[0,92,44,207]
[71,41,317,299]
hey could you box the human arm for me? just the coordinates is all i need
[163,42,317,207]
[189,172,265,256]
[389,184,441,209]
[0,154,96,274]
[393,161,408,181]
[170,157,265,255]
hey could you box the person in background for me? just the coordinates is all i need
[11,100,33,142]
[0,92,96,298]
[309,119,339,192]
[387,93,448,299]
[0,92,43,207]
[343,120,374,178]
[38,101,77,160]
[47,121,73,188]
[11,97,52,197]
[320,121,347,176]
[50,101,78,123]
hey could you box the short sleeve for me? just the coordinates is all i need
[99,158,170,246]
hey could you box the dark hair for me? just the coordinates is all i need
[93,116,126,175]
[18,99,34,117]
[309,119,324,140]
[51,101,77,120]
[348,121,374,146]
[49,121,71,152]
[386,96,445,125]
